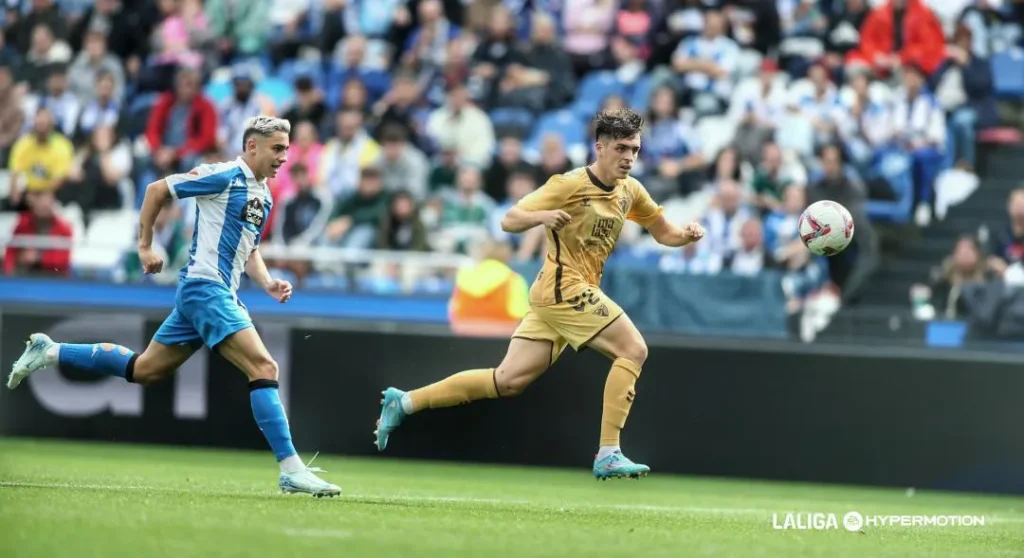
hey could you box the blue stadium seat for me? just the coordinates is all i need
[123,93,160,140]
[265,268,299,286]
[572,71,629,118]
[256,78,296,111]
[203,80,233,106]
[627,75,654,113]
[304,274,351,290]
[413,276,455,295]
[524,109,587,156]
[275,59,326,89]
[358,275,402,294]
[865,150,914,223]
[991,48,1024,100]
[926,321,967,348]
[325,67,392,109]
[229,55,273,77]
[489,108,534,136]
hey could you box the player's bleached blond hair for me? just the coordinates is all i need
[241,116,292,151]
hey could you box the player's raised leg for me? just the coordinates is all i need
[375,335,557,451]
[7,330,194,390]
[585,312,651,480]
[217,327,340,497]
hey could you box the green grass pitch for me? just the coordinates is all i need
[1,438,1022,557]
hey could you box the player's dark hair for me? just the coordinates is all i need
[593,108,644,142]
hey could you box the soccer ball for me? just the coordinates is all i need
[799,200,855,256]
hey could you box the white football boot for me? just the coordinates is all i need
[7,333,56,390]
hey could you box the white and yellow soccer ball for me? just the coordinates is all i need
[799,200,855,256]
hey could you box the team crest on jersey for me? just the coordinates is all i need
[581,197,591,207]
[241,198,266,231]
[617,197,629,214]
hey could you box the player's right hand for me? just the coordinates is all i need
[539,210,572,231]
[139,247,164,274]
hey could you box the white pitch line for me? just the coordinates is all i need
[281,528,352,539]
[2,481,1022,523]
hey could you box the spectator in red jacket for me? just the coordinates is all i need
[4,189,73,277]
[846,0,947,76]
[144,66,217,173]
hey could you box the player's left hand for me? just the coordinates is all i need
[266,279,293,304]
[683,222,705,244]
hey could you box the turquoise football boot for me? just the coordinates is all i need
[593,450,651,480]
[374,387,407,451]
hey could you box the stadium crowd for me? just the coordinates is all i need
[1,0,1023,320]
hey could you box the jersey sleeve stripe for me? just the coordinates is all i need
[166,165,238,200]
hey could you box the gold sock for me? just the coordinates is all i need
[407,368,499,413]
[600,358,642,447]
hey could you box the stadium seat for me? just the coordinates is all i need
[489,108,534,137]
[926,321,967,348]
[695,115,737,160]
[276,59,326,89]
[413,276,455,295]
[0,211,17,244]
[627,75,654,114]
[71,244,125,275]
[523,109,588,164]
[358,275,402,294]
[866,150,914,223]
[256,78,296,110]
[203,80,233,106]
[991,48,1024,100]
[304,273,351,290]
[121,93,160,140]
[59,203,86,246]
[572,71,629,118]
[735,49,764,79]
[84,210,139,253]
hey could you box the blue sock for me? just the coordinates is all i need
[249,380,297,462]
[58,343,136,379]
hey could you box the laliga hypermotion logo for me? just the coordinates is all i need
[773,511,987,531]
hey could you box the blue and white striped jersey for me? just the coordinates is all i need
[165,157,273,292]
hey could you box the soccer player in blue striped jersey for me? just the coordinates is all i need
[6,116,340,497]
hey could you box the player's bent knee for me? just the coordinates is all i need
[620,341,648,367]
[248,357,279,382]
[494,365,544,397]
[131,353,174,386]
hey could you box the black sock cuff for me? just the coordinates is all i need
[249,379,279,391]
[125,354,139,383]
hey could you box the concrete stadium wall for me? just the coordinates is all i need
[2,310,1023,495]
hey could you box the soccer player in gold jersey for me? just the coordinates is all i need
[374,108,706,479]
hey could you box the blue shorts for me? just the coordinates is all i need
[154,278,253,350]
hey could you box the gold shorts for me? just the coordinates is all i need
[512,286,624,364]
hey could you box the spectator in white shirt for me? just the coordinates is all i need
[702,179,754,264]
[798,63,844,149]
[425,82,496,168]
[838,70,894,174]
[891,63,946,220]
[670,9,740,115]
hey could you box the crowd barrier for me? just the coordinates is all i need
[2,308,1022,495]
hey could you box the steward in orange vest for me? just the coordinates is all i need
[449,242,529,337]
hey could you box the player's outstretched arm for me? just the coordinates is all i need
[247,248,292,303]
[500,206,571,234]
[646,214,706,248]
[137,179,173,274]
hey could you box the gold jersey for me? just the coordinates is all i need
[515,167,664,307]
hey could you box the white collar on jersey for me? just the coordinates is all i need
[235,156,267,186]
